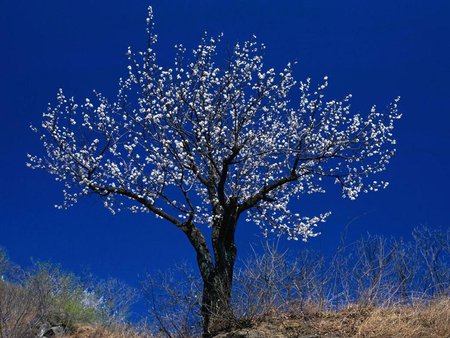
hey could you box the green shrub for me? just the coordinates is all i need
[0,256,137,336]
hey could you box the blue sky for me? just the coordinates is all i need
[0,0,449,288]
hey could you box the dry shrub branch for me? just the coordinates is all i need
[143,226,449,337]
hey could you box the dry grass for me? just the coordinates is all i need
[230,297,450,338]
[40,299,450,338]
[62,325,153,338]
[356,297,450,338]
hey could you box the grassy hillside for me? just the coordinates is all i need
[0,227,448,337]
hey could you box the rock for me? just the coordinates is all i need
[37,325,66,337]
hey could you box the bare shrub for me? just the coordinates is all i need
[87,277,139,325]
[232,243,289,321]
[140,227,448,337]
[324,227,449,309]
[230,226,449,331]
[0,279,42,338]
[141,264,202,338]
[0,253,138,337]
[231,243,326,323]
[0,248,25,283]
[0,249,45,338]
[412,226,450,295]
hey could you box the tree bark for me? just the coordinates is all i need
[201,209,238,337]
[201,264,235,337]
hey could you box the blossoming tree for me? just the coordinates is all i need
[28,7,401,336]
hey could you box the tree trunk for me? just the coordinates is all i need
[201,265,235,337]
[201,212,238,337]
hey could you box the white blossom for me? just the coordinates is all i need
[28,7,401,241]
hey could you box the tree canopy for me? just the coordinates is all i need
[28,7,401,241]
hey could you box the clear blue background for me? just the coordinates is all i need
[0,0,449,289]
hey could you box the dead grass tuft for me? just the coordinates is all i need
[216,298,450,338]
[356,297,450,338]
[63,325,154,338]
